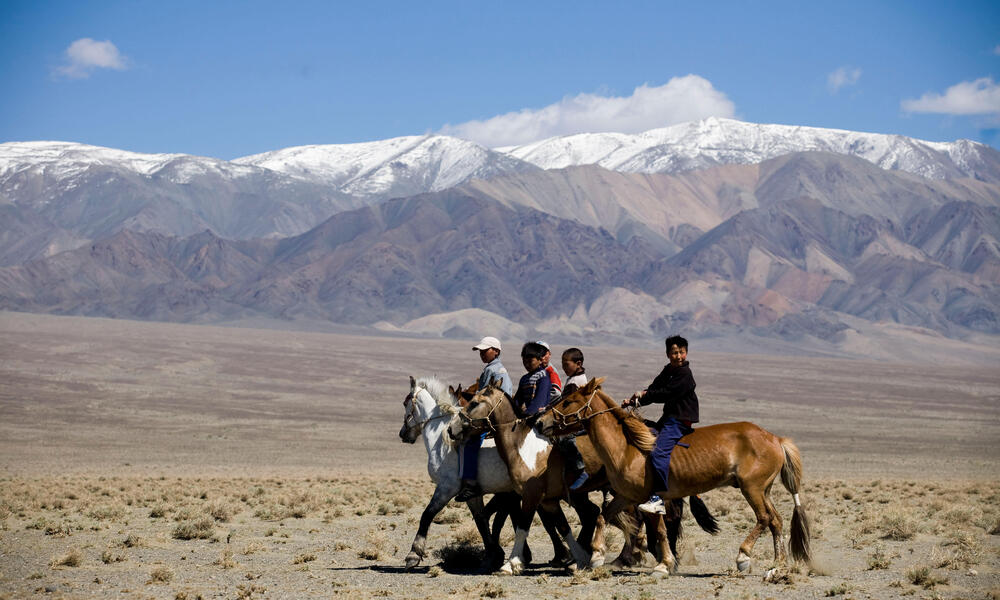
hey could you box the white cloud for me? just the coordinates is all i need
[55,38,128,79]
[994,44,1000,56]
[827,66,861,93]
[439,75,736,147]
[901,77,1000,116]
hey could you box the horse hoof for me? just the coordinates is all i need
[404,554,421,570]
[499,562,514,576]
[737,552,752,573]
[652,563,670,578]
[590,552,605,569]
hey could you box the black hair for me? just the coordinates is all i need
[665,335,688,351]
[521,342,548,361]
[562,347,584,364]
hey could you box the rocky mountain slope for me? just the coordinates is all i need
[2,122,998,359]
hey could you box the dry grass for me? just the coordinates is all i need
[50,548,82,567]
[147,565,174,584]
[173,517,215,540]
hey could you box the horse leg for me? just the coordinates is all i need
[466,495,504,571]
[647,510,676,577]
[540,500,591,571]
[764,492,786,565]
[490,493,535,566]
[736,484,773,573]
[500,504,535,575]
[539,507,570,566]
[405,485,453,569]
[569,491,604,568]
[601,495,642,569]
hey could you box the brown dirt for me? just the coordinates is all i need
[1,312,998,599]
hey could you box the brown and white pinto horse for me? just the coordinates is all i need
[445,382,611,575]
[536,377,812,575]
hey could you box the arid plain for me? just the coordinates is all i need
[1,312,998,599]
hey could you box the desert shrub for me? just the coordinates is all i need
[292,553,316,564]
[241,542,266,555]
[824,582,849,596]
[172,518,215,540]
[215,548,236,569]
[101,548,127,564]
[51,549,82,567]
[941,506,977,526]
[935,531,983,569]
[866,545,891,570]
[148,505,167,518]
[905,566,948,589]
[87,504,126,521]
[479,581,505,598]
[122,533,143,548]
[878,509,919,540]
[433,509,461,524]
[208,501,236,522]
[147,566,173,584]
[434,539,484,572]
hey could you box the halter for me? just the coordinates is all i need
[402,385,454,438]
[548,388,621,432]
[457,390,508,434]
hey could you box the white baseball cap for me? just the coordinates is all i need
[473,336,502,351]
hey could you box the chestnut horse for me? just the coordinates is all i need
[536,377,811,575]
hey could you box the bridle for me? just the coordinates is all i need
[401,385,454,438]
[457,390,507,434]
[547,387,623,432]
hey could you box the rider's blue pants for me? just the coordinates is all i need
[651,418,693,492]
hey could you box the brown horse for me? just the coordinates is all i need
[536,377,811,575]
[444,382,615,574]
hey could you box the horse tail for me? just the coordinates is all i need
[689,495,720,535]
[779,437,811,564]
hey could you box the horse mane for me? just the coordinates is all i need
[598,390,656,454]
[414,376,458,410]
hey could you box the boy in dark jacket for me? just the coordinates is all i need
[622,335,698,514]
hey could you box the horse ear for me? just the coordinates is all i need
[583,377,604,393]
[409,375,416,389]
[489,375,501,389]
[467,381,479,394]
[449,384,459,396]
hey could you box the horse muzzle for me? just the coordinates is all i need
[399,425,418,444]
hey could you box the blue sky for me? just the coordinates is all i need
[1,0,998,159]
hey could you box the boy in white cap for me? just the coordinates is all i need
[455,336,513,501]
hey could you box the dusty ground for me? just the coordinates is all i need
[1,312,998,599]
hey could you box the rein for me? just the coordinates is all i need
[549,388,626,431]
[459,390,529,434]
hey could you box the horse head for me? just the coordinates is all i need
[399,375,422,444]
[537,376,606,438]
[445,376,506,444]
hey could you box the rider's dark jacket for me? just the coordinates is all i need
[639,360,699,426]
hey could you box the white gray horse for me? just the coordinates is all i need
[399,375,570,570]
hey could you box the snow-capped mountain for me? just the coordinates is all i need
[234,134,538,200]
[500,117,1000,182]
